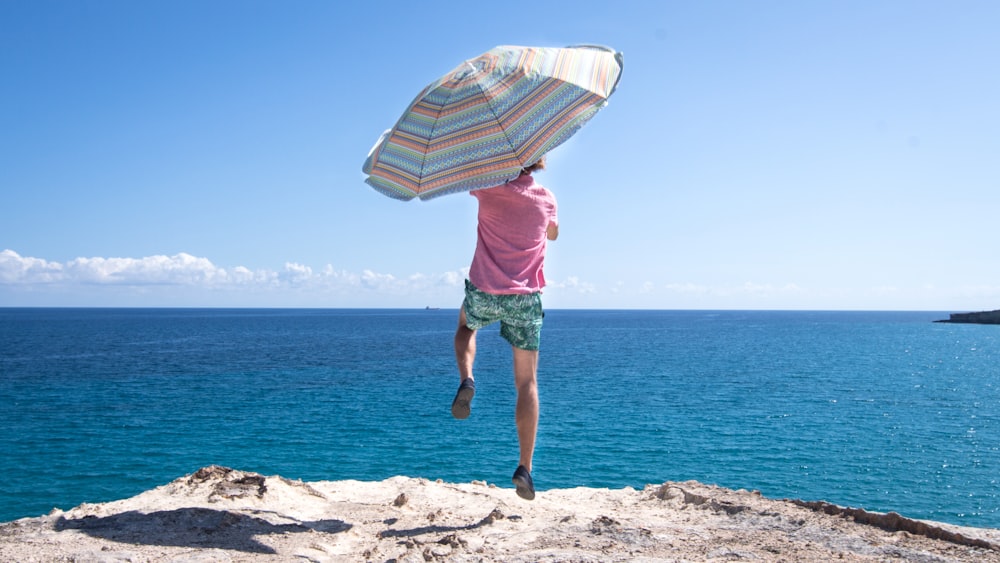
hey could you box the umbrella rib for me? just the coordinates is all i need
[469,73,525,176]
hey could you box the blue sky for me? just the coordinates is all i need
[2,0,998,310]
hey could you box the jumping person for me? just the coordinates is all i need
[451,156,558,501]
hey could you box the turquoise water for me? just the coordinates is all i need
[1,308,997,528]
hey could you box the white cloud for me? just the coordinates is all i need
[360,269,397,290]
[0,250,212,285]
[0,249,63,283]
[551,276,596,294]
[439,269,465,287]
[5,249,996,310]
[0,249,473,307]
[230,265,277,285]
[282,262,314,284]
[63,253,225,285]
[0,249,395,292]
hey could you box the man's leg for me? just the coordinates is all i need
[511,345,539,500]
[512,346,539,472]
[452,308,477,419]
[455,307,476,381]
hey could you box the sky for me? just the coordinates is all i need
[1,0,998,310]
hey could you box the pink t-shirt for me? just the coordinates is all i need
[468,173,558,295]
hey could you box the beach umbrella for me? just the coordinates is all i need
[361,44,624,201]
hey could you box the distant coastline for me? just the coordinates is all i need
[935,309,1000,324]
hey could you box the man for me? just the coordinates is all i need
[451,156,558,501]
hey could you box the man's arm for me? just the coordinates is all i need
[546,222,559,241]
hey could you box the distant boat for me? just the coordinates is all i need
[425,306,441,311]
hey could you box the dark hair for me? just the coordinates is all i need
[522,156,547,174]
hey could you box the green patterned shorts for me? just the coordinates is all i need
[462,279,544,351]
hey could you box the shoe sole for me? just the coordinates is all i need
[512,473,535,500]
[451,386,474,419]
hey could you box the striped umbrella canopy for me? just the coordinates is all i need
[362,44,624,201]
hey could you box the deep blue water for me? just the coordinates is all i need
[1,308,997,529]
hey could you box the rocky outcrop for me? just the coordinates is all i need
[936,309,1000,324]
[4,468,1000,562]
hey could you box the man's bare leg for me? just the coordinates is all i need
[455,308,477,381]
[452,308,477,419]
[511,346,539,499]
[512,346,539,471]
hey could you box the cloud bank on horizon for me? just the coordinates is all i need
[3,249,998,311]
[0,249,464,308]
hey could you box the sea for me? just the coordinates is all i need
[1,308,997,529]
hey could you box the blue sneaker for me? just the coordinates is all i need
[512,465,535,500]
[450,378,475,419]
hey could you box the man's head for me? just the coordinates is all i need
[522,155,547,175]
